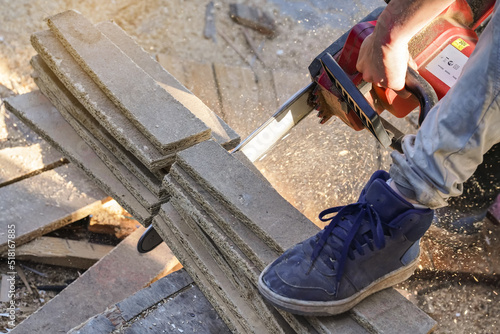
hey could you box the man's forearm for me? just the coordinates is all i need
[377,0,455,46]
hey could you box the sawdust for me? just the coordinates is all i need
[1,0,499,333]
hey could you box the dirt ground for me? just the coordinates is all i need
[1,0,499,333]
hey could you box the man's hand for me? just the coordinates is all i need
[356,32,413,94]
[355,0,454,94]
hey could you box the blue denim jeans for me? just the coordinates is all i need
[390,2,500,209]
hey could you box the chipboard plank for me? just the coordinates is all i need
[47,10,211,154]
[96,22,239,150]
[0,164,104,253]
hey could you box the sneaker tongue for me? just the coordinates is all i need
[365,179,414,222]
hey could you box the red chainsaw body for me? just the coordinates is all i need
[314,0,493,131]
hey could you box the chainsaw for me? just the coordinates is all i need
[137,0,496,253]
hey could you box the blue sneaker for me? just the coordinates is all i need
[258,171,434,316]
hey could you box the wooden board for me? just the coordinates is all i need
[10,226,179,334]
[12,236,114,269]
[0,164,105,253]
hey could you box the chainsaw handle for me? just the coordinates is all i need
[404,67,438,126]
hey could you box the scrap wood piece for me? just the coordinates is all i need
[12,236,114,270]
[47,10,211,154]
[229,3,277,37]
[3,91,154,225]
[0,163,105,254]
[10,226,178,334]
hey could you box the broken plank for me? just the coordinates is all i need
[12,236,114,269]
[0,164,105,253]
[47,10,211,154]
[3,91,154,225]
[10,226,178,334]
[88,199,140,239]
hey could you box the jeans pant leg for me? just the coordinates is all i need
[390,2,500,209]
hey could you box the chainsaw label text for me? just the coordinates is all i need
[425,44,468,88]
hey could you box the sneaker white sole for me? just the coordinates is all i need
[258,255,419,316]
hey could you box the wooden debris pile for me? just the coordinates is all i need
[3,10,438,334]
[4,9,239,226]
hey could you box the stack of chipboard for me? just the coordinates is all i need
[5,10,239,225]
[154,139,371,334]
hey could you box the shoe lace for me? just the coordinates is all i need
[310,202,387,295]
